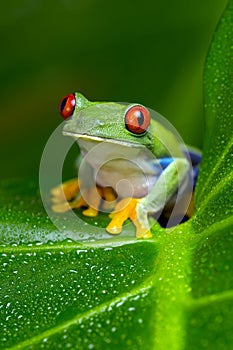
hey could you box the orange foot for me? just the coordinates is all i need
[51,179,100,217]
[51,181,151,238]
[51,178,80,203]
[106,198,152,239]
[51,180,118,218]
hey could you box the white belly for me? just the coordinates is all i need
[77,139,161,198]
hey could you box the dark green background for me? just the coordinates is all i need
[0,0,227,179]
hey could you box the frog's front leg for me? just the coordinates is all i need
[51,179,118,217]
[107,158,190,238]
[106,197,152,238]
[51,179,101,217]
[136,157,190,230]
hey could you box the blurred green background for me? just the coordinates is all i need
[0,0,227,180]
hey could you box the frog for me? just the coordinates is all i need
[51,92,201,239]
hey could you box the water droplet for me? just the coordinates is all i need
[128,307,135,311]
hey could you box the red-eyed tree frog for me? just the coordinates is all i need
[51,92,201,238]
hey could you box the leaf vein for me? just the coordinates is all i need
[189,289,233,309]
[194,215,233,238]
[197,135,233,201]
[195,170,233,216]
[0,237,155,254]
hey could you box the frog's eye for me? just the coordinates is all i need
[59,93,76,119]
[125,105,150,134]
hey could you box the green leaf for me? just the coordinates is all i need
[194,0,233,233]
[0,2,233,350]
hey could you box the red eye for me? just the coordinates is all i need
[125,105,150,134]
[59,93,76,119]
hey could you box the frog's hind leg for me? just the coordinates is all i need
[184,149,201,219]
[158,147,202,227]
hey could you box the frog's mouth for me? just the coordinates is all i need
[63,131,146,149]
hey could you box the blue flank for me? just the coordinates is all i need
[187,149,202,187]
[158,150,202,188]
[158,157,174,170]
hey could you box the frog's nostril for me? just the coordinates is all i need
[59,93,76,119]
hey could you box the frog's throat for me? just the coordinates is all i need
[63,131,146,149]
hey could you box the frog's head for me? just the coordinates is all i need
[59,92,154,150]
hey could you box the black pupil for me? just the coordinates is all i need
[60,97,68,112]
[136,110,144,126]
